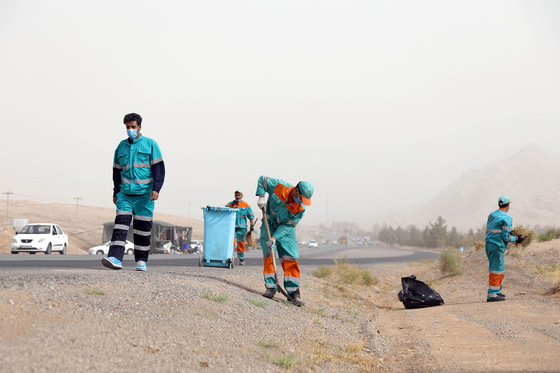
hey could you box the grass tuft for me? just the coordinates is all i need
[271,353,298,367]
[248,298,267,307]
[258,340,279,349]
[439,248,463,275]
[311,257,378,287]
[537,228,560,242]
[201,291,229,303]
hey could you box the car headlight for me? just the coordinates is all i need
[12,238,17,244]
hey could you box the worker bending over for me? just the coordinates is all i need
[256,176,314,307]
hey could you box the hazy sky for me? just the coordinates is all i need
[1,0,559,227]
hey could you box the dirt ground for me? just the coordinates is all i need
[1,201,559,371]
[368,241,560,372]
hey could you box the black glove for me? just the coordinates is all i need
[250,226,254,232]
[516,235,525,244]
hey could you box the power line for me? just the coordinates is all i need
[3,192,14,223]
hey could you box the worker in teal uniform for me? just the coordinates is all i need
[103,113,165,272]
[485,195,524,302]
[256,176,314,307]
[226,189,255,266]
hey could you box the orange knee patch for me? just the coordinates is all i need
[489,273,504,287]
[282,260,300,278]
[263,256,275,274]
[237,241,246,253]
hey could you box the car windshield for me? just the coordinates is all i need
[21,225,50,234]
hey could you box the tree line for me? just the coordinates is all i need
[376,216,485,248]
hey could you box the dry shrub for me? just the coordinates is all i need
[474,241,484,251]
[544,281,560,296]
[537,228,560,242]
[311,257,378,286]
[439,248,463,275]
[511,225,535,248]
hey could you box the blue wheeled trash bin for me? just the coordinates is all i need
[199,206,238,268]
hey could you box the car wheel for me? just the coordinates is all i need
[60,244,67,255]
[96,250,105,255]
[11,252,18,254]
[29,252,36,255]
[126,249,134,255]
[45,244,52,255]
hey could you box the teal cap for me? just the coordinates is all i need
[235,189,243,194]
[297,181,314,206]
[498,195,511,206]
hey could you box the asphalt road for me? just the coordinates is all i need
[0,244,439,270]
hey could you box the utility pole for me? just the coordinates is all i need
[73,197,82,221]
[188,203,191,226]
[326,194,329,231]
[3,192,14,223]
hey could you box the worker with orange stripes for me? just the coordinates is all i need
[256,176,314,307]
[225,189,255,266]
[485,195,524,302]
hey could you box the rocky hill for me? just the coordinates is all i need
[376,145,560,231]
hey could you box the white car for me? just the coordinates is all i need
[88,241,135,256]
[188,240,204,253]
[308,240,318,248]
[11,223,68,255]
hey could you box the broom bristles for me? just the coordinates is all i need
[246,231,257,248]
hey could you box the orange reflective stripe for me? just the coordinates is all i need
[489,273,504,287]
[282,259,300,278]
[274,184,290,200]
[273,184,303,214]
[263,256,275,274]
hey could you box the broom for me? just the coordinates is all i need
[245,218,258,248]
[261,207,296,305]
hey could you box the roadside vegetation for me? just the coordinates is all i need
[537,227,560,242]
[201,291,229,302]
[311,257,378,286]
[438,248,463,275]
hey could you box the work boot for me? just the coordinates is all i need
[289,289,306,307]
[239,259,245,266]
[497,292,506,297]
[487,293,506,302]
[262,288,277,299]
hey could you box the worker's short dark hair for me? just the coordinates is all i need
[123,113,142,126]
[498,202,510,208]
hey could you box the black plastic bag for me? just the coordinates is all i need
[397,275,444,309]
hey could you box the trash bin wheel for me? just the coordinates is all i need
[198,255,203,267]
[229,258,234,269]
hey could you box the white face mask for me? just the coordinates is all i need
[293,196,303,204]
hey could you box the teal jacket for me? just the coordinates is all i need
[256,176,306,241]
[113,135,165,196]
[225,200,254,229]
[485,209,517,249]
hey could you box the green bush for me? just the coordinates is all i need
[439,248,463,275]
[311,258,378,286]
[538,228,560,242]
[311,265,334,279]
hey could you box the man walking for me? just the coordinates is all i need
[485,195,523,302]
[102,113,165,271]
[226,189,255,266]
[256,176,314,307]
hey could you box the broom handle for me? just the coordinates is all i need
[260,206,295,304]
